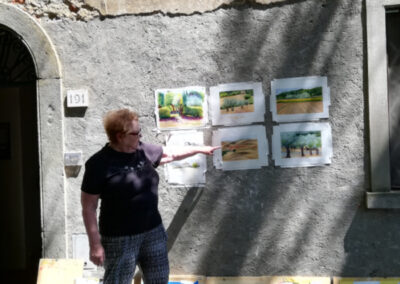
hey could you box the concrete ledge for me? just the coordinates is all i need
[366,191,400,209]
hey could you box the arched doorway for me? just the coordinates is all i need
[0,25,41,283]
[0,3,66,282]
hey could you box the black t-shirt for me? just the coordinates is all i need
[81,142,163,236]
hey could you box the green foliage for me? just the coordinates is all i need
[281,131,321,149]
[220,98,240,110]
[159,107,171,119]
[158,92,165,107]
[165,92,175,106]
[276,87,322,100]
[182,106,203,118]
[183,91,204,106]
[219,89,253,98]
[220,97,253,110]
[281,132,297,147]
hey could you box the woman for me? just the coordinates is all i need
[81,109,219,284]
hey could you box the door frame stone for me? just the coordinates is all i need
[0,3,66,258]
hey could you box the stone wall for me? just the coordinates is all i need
[3,0,400,277]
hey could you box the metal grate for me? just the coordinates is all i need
[0,26,36,84]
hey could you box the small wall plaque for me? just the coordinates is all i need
[67,89,89,107]
[64,151,83,166]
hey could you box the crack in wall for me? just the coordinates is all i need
[1,0,288,21]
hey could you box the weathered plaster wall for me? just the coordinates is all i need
[5,0,400,277]
[0,0,286,20]
[83,0,286,15]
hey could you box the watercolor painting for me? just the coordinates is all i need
[270,76,330,122]
[276,87,323,115]
[210,82,265,126]
[164,130,207,186]
[155,87,207,130]
[272,122,332,167]
[213,125,268,170]
[280,131,321,159]
[221,139,259,161]
[219,89,254,114]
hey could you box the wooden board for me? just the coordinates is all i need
[169,274,206,284]
[333,277,400,284]
[36,259,84,284]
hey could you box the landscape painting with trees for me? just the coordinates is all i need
[155,87,207,129]
[272,122,332,167]
[219,89,254,114]
[280,131,321,159]
[276,87,323,114]
[210,82,265,126]
[270,76,330,122]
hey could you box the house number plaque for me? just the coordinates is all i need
[67,89,89,107]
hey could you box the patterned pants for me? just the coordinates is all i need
[101,224,169,284]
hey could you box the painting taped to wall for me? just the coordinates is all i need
[164,130,207,186]
[272,122,332,167]
[155,86,207,130]
[212,125,268,170]
[210,82,265,126]
[270,76,330,122]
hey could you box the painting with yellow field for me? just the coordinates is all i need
[276,87,323,115]
[270,76,330,122]
[36,258,84,284]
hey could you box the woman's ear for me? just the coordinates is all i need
[115,132,124,143]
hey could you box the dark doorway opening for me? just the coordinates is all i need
[0,25,41,283]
